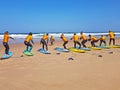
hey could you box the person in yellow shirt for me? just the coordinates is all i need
[24,32,34,52]
[80,32,87,48]
[3,31,14,55]
[60,33,68,49]
[99,35,106,46]
[108,30,115,45]
[71,33,81,48]
[88,34,99,47]
[40,33,49,51]
[50,35,55,45]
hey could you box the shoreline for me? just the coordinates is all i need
[0,32,120,44]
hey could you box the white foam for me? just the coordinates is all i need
[0,32,120,40]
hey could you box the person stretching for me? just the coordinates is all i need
[71,33,81,48]
[3,31,14,56]
[108,30,115,45]
[99,35,106,46]
[40,33,49,51]
[24,32,34,52]
[88,35,99,47]
[60,33,68,49]
[80,32,87,48]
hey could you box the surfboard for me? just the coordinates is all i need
[107,45,120,48]
[54,47,69,52]
[23,50,33,56]
[75,46,91,51]
[1,51,13,59]
[38,48,51,54]
[68,48,86,53]
[97,46,110,49]
[87,46,102,50]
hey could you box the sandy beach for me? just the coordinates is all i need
[0,37,120,90]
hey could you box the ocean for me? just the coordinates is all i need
[0,32,120,44]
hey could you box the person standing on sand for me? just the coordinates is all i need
[60,33,68,49]
[3,31,14,56]
[88,35,99,47]
[50,35,55,45]
[40,33,49,51]
[71,33,81,48]
[99,35,106,46]
[24,32,34,52]
[80,32,87,48]
[108,30,115,45]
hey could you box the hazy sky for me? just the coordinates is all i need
[0,0,120,33]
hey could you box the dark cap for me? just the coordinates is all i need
[80,32,83,34]
[74,33,76,35]
[4,31,9,34]
[46,33,49,35]
[29,32,32,35]
[89,34,91,36]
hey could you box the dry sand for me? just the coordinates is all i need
[0,38,120,90]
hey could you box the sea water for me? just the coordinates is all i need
[0,32,120,44]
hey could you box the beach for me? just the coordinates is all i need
[0,37,120,90]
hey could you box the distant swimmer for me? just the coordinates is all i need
[71,33,81,48]
[80,32,87,48]
[99,35,106,46]
[60,33,68,49]
[88,35,99,47]
[3,31,14,56]
[40,33,49,51]
[24,32,34,52]
[108,30,115,45]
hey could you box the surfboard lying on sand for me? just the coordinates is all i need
[107,45,120,48]
[38,48,51,54]
[54,47,69,52]
[23,50,34,56]
[1,51,13,59]
[75,46,91,51]
[68,48,86,53]
[97,46,110,49]
[87,46,102,50]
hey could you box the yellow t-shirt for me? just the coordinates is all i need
[80,34,87,40]
[42,35,48,40]
[3,34,9,42]
[25,35,32,42]
[61,35,67,42]
[100,36,106,40]
[109,32,114,39]
[90,36,97,40]
[73,35,79,41]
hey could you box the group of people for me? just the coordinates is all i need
[2,32,52,56]
[2,30,115,56]
[60,30,115,49]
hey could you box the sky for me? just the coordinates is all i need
[0,0,120,33]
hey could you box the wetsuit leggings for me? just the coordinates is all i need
[74,41,81,48]
[99,40,106,46]
[41,39,48,50]
[91,40,99,47]
[63,41,68,49]
[3,42,9,54]
[24,41,32,51]
[109,38,115,45]
[81,40,87,48]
